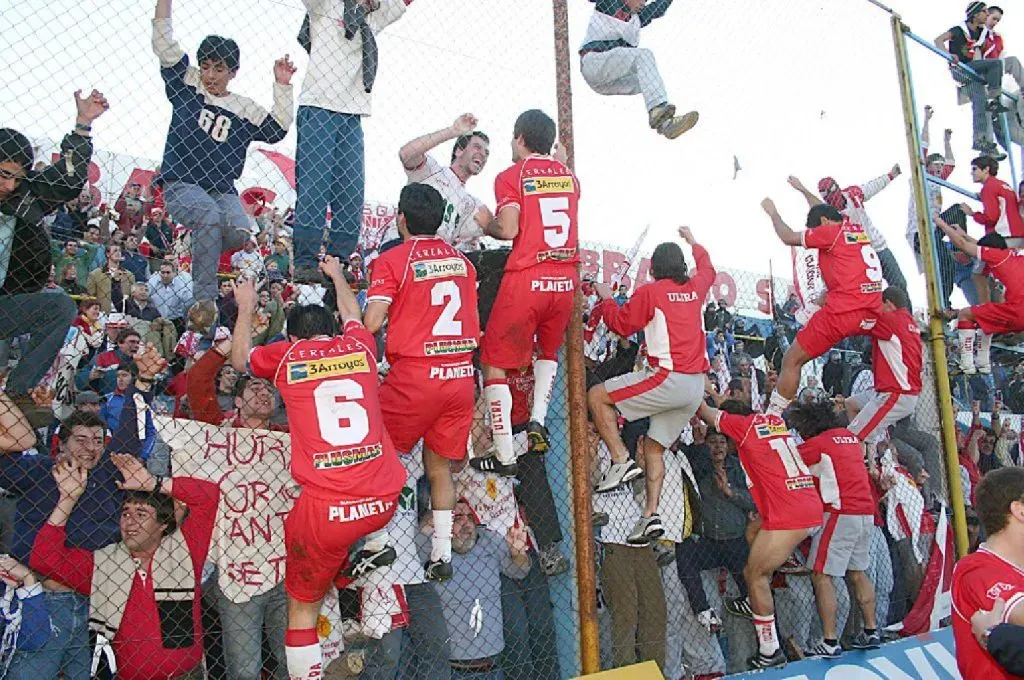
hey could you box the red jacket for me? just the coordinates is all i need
[30,477,219,680]
[974,176,1024,239]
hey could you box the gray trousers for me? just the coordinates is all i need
[955,59,1003,146]
[163,181,250,302]
[215,582,288,680]
[0,292,75,396]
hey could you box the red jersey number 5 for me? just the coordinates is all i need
[540,197,571,248]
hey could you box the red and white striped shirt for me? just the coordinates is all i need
[595,245,716,373]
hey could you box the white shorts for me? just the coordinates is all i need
[848,390,919,444]
[604,368,704,448]
[807,513,874,577]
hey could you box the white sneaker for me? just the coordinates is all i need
[697,608,723,634]
[626,514,664,545]
[594,460,643,493]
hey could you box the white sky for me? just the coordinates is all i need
[2,0,1021,310]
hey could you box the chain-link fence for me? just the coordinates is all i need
[2,0,1022,679]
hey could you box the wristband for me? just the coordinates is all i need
[75,123,92,132]
[152,475,164,494]
[137,376,155,384]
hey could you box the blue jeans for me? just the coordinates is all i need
[215,582,288,680]
[7,591,90,680]
[294,106,365,268]
[953,59,1002,146]
[498,558,560,680]
[362,582,451,680]
[162,181,249,302]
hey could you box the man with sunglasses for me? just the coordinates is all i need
[0,90,108,424]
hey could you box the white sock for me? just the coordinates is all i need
[753,614,780,656]
[530,359,558,426]
[958,327,976,371]
[766,391,791,416]
[431,509,453,562]
[285,630,323,680]
[977,331,992,369]
[363,529,388,553]
[485,380,515,463]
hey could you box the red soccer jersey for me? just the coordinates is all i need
[494,155,580,273]
[979,246,1024,305]
[367,236,480,363]
[975,176,1024,239]
[248,321,405,499]
[716,412,821,515]
[802,220,884,314]
[797,428,875,515]
[951,546,1024,680]
[596,244,716,373]
[870,307,923,395]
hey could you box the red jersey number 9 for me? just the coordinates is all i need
[540,197,571,248]
[861,246,883,282]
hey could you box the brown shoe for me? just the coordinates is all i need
[658,111,700,139]
[648,103,677,130]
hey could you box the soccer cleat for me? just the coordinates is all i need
[806,640,842,659]
[725,596,755,620]
[626,514,664,546]
[648,102,677,130]
[538,543,570,576]
[748,649,787,670]
[658,111,700,140]
[697,608,723,635]
[468,454,518,478]
[424,558,453,582]
[591,511,610,528]
[526,420,551,454]
[594,460,644,493]
[848,631,881,650]
[344,545,397,580]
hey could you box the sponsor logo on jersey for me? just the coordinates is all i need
[536,247,577,263]
[859,318,878,330]
[530,278,575,293]
[314,442,383,470]
[287,352,370,383]
[860,282,884,294]
[785,475,816,491]
[986,582,1017,599]
[844,231,871,245]
[429,363,476,380]
[327,497,395,522]
[424,338,478,356]
[398,485,416,512]
[411,257,468,281]
[523,176,575,195]
[754,422,789,439]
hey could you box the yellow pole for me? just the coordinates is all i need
[552,0,601,672]
[889,15,970,558]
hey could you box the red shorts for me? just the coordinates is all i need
[480,263,578,369]
[284,486,398,603]
[751,484,823,532]
[796,306,879,359]
[971,302,1024,335]
[379,357,475,460]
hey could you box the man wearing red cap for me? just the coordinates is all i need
[788,166,907,293]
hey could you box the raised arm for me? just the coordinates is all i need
[231,279,257,373]
[152,0,186,67]
[787,176,823,208]
[761,198,804,247]
[936,217,979,258]
[320,256,362,324]
[399,114,476,171]
[29,91,106,210]
[30,461,95,594]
